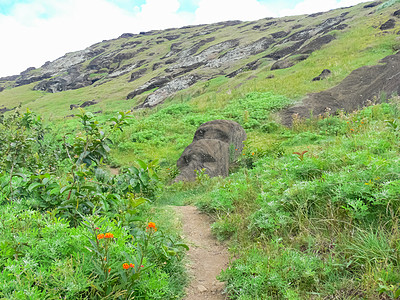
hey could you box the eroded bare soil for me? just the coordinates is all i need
[174,205,230,300]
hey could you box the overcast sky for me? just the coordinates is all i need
[0,0,368,77]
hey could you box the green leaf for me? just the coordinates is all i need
[60,185,76,194]
[28,182,43,191]
[174,242,190,251]
[136,159,147,170]
[394,287,400,298]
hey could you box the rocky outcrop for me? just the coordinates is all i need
[271,54,309,70]
[281,52,400,125]
[175,120,246,182]
[136,74,200,108]
[380,19,396,30]
[33,67,92,92]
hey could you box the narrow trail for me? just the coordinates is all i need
[174,205,230,300]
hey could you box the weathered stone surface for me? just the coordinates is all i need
[207,37,274,68]
[380,19,396,30]
[271,54,309,70]
[281,52,400,125]
[136,74,200,108]
[0,106,11,114]
[265,40,306,60]
[80,100,98,108]
[119,33,134,38]
[312,69,332,81]
[364,1,381,8]
[297,35,335,54]
[176,139,229,181]
[193,120,247,160]
[226,60,261,78]
[175,120,246,182]
[129,68,147,82]
[33,67,92,93]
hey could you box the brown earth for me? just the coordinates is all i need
[280,51,400,126]
[174,206,229,300]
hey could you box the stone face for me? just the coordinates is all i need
[176,139,230,181]
[193,120,247,160]
[175,120,246,182]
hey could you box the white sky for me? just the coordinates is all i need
[0,0,367,77]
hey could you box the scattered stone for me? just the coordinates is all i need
[271,31,290,39]
[175,120,246,182]
[394,9,400,17]
[0,86,4,92]
[266,74,275,79]
[309,12,325,17]
[281,51,400,126]
[129,68,147,82]
[0,107,11,114]
[380,19,396,30]
[119,33,134,38]
[70,104,79,110]
[136,74,201,108]
[333,24,348,30]
[312,69,332,81]
[226,60,261,78]
[164,34,180,41]
[265,40,306,60]
[271,54,309,70]
[298,35,335,54]
[80,100,98,108]
[364,1,381,8]
[197,285,208,293]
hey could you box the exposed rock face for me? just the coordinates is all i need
[271,54,309,70]
[281,52,400,125]
[175,120,246,182]
[137,74,200,108]
[380,19,396,30]
[2,1,377,109]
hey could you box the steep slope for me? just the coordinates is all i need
[1,1,400,121]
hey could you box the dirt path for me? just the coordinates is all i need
[174,205,230,300]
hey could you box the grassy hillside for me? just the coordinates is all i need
[1,1,400,299]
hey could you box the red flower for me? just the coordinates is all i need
[129,263,135,268]
[147,222,157,231]
[104,232,114,239]
[123,263,130,270]
[97,233,105,240]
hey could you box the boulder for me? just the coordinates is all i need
[312,69,332,81]
[380,19,396,30]
[193,120,247,160]
[175,120,246,182]
[175,139,229,181]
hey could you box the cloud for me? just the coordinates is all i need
[279,0,366,16]
[0,0,368,77]
[194,0,275,24]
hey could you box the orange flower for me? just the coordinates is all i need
[97,233,105,240]
[252,152,255,156]
[147,222,157,231]
[104,232,114,239]
[129,263,135,268]
[108,268,111,273]
[123,263,130,270]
